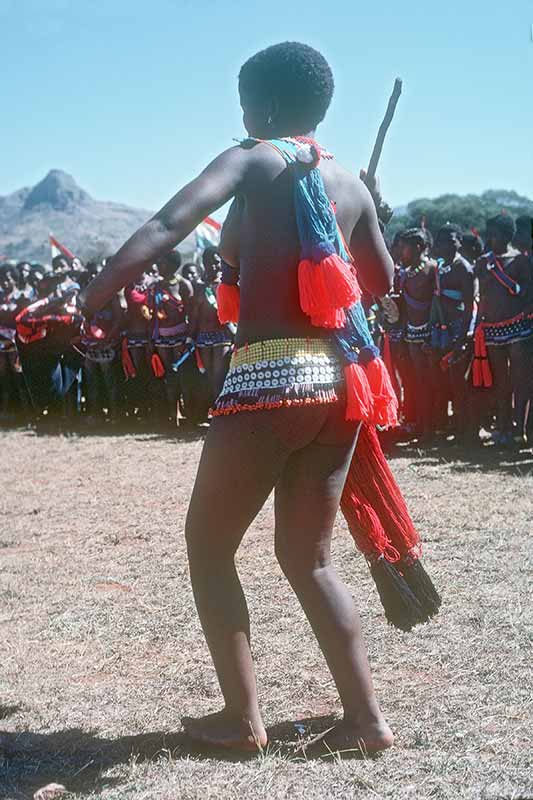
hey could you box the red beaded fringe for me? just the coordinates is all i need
[211,387,339,417]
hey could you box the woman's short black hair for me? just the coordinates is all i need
[486,213,516,244]
[239,42,334,132]
[400,228,427,247]
[436,223,463,243]
[515,215,532,233]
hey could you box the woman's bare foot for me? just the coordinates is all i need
[181,709,268,752]
[306,718,394,757]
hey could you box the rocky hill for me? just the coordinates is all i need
[0,170,156,263]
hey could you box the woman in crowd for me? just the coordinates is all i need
[473,214,533,446]
[396,228,437,440]
[190,247,234,404]
[152,251,194,427]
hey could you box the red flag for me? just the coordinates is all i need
[49,233,75,261]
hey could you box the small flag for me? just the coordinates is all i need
[49,233,75,261]
[195,216,221,252]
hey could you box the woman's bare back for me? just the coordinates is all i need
[220,142,369,346]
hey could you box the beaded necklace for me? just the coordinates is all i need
[404,262,427,278]
[286,136,334,160]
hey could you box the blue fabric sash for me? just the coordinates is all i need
[242,137,375,367]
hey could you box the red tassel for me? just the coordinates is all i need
[481,358,493,388]
[217,283,240,324]
[121,338,136,379]
[151,352,165,378]
[472,358,483,388]
[364,357,399,428]
[195,348,206,374]
[341,487,400,562]
[340,423,420,561]
[473,326,492,388]
[382,333,400,399]
[298,254,361,329]
[344,363,374,422]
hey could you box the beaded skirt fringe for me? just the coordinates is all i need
[211,337,343,416]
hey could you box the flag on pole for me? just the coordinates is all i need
[195,216,221,252]
[49,233,75,261]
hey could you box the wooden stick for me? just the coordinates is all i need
[367,78,402,180]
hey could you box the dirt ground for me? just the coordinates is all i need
[0,426,532,800]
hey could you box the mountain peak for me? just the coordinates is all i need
[23,169,92,212]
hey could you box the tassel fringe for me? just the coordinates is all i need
[344,359,399,427]
[298,255,361,329]
[341,423,441,630]
[364,357,399,427]
[195,348,206,374]
[399,558,442,620]
[121,339,137,379]
[344,363,374,422]
[370,558,425,632]
[151,352,165,378]
[473,325,492,388]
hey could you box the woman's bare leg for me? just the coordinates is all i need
[510,341,532,438]
[184,409,326,748]
[197,346,214,403]
[211,344,232,399]
[274,407,393,753]
[488,345,512,435]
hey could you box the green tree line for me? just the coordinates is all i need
[385,189,533,242]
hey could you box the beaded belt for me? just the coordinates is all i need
[125,334,148,347]
[405,322,431,344]
[197,329,234,347]
[211,337,343,416]
[481,312,533,346]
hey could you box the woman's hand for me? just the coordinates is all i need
[359,169,381,204]
[359,169,393,226]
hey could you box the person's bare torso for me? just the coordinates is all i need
[219,142,366,347]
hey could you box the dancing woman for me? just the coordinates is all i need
[80,42,437,754]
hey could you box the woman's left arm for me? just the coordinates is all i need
[80,146,249,315]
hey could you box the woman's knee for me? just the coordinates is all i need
[184,505,204,558]
[274,533,330,583]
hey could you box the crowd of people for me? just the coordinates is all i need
[378,213,533,447]
[1,211,532,446]
[0,247,233,430]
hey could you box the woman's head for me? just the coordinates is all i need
[239,42,334,138]
[0,265,20,293]
[485,214,515,254]
[16,261,32,284]
[434,224,463,262]
[181,262,200,283]
[398,229,427,267]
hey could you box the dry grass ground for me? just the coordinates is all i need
[0,427,532,800]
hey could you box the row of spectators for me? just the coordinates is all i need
[1,213,532,446]
[375,214,533,446]
[0,248,230,430]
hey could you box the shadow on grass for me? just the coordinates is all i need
[0,418,209,444]
[4,417,532,473]
[0,706,23,721]
[0,714,359,798]
[383,437,533,476]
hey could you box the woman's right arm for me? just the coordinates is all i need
[80,146,251,315]
[349,181,394,298]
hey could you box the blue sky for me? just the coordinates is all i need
[2,0,532,215]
